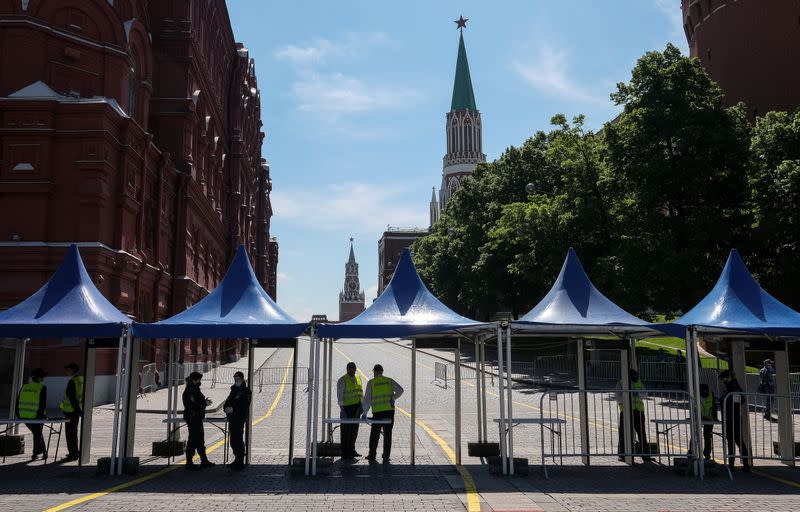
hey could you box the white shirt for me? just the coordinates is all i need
[361,376,404,413]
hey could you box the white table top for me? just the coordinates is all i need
[651,418,691,425]
[1,418,67,425]
[493,417,567,425]
[162,417,228,424]
[322,418,392,425]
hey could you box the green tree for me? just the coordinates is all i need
[603,43,751,315]
[747,110,800,307]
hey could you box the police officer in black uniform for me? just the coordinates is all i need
[223,371,251,470]
[183,371,215,470]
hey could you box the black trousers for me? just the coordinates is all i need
[724,415,750,468]
[688,423,715,458]
[26,423,45,455]
[368,410,394,460]
[340,404,362,456]
[185,418,206,459]
[65,411,81,456]
[618,410,649,456]
[229,419,245,458]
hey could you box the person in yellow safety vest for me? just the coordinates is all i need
[697,383,717,460]
[336,362,364,459]
[361,364,404,463]
[59,363,84,462]
[17,368,48,461]
[616,368,652,462]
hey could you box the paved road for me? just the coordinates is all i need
[0,338,798,512]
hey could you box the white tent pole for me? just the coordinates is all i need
[117,328,133,476]
[411,337,417,465]
[311,331,322,475]
[109,330,125,476]
[246,339,255,466]
[474,336,482,443]
[9,338,28,434]
[688,328,704,478]
[320,337,328,442]
[496,323,507,475]
[304,328,316,476]
[326,338,333,439]
[505,324,514,475]
[166,339,174,444]
[480,336,488,442]
[455,338,462,465]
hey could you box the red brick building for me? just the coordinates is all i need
[0,0,277,398]
[682,0,800,116]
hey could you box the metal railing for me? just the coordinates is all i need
[212,365,308,391]
[434,362,448,389]
[138,363,158,397]
[721,391,800,478]
[535,388,693,465]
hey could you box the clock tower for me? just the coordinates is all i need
[339,238,366,321]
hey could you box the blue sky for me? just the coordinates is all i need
[226,0,688,321]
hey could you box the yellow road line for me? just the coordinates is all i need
[45,352,294,512]
[334,343,481,512]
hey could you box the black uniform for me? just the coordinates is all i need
[720,378,750,470]
[223,383,252,464]
[182,380,209,465]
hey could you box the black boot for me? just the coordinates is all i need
[198,447,215,468]
[185,447,200,470]
[230,454,245,470]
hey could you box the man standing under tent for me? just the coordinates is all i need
[361,364,403,463]
[719,370,751,472]
[336,362,363,459]
[616,369,653,462]
[223,371,251,470]
[758,359,776,421]
[688,383,718,460]
[59,363,83,462]
[17,368,48,460]
[183,372,215,470]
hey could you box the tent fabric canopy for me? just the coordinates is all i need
[655,249,800,339]
[513,248,657,337]
[0,244,130,338]
[133,245,307,339]
[318,249,485,338]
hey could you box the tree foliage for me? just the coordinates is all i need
[413,43,800,320]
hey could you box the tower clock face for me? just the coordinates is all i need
[348,281,357,291]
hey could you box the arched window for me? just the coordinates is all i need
[127,53,138,119]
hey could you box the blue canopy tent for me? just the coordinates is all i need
[0,244,132,474]
[653,249,800,478]
[309,249,487,475]
[502,248,665,475]
[132,245,308,466]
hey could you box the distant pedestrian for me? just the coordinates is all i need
[223,371,251,470]
[719,370,750,472]
[758,359,776,421]
[59,363,83,462]
[616,369,652,462]
[337,362,363,459]
[361,364,403,463]
[183,371,214,470]
[17,368,47,460]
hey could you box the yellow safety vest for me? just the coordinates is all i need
[370,376,394,412]
[60,375,84,413]
[619,380,645,412]
[18,381,44,419]
[700,393,714,419]
[342,374,363,406]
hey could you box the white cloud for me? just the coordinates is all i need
[512,42,606,105]
[653,0,689,51]
[290,72,423,117]
[271,182,428,233]
[365,283,379,302]
[274,32,393,65]
[277,271,291,282]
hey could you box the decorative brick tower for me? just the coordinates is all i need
[682,0,800,116]
[338,238,365,321]
[438,17,485,213]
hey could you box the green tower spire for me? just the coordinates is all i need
[450,31,477,111]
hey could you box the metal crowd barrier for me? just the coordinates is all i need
[212,365,309,391]
[138,363,158,397]
[721,391,800,479]
[536,389,693,466]
[434,361,448,388]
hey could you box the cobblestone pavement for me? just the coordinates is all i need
[0,338,798,512]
